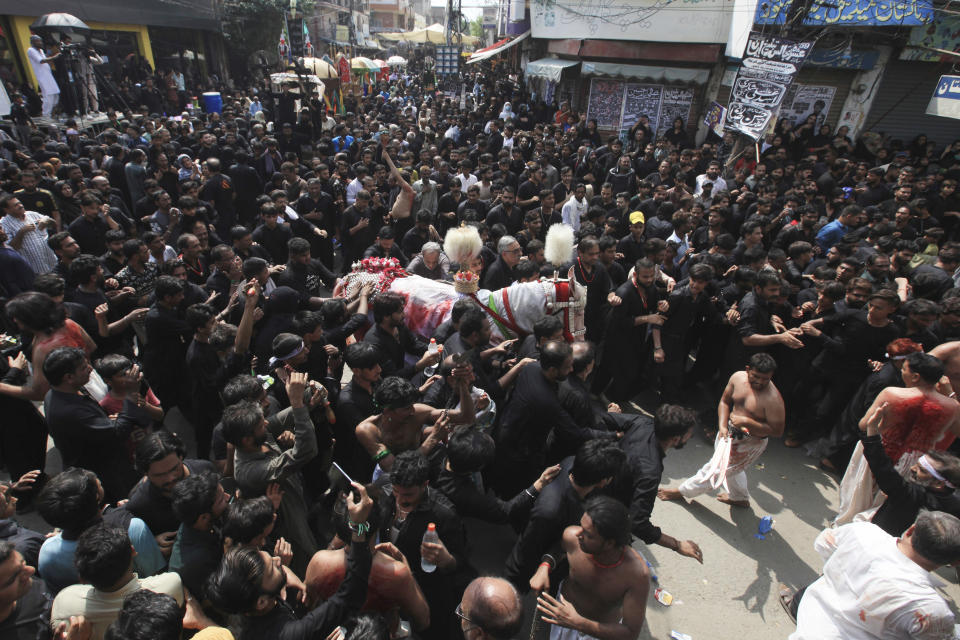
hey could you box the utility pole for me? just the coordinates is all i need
[447,0,454,45]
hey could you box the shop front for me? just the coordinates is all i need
[578,62,712,141]
[545,39,723,141]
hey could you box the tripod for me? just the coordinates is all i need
[58,46,97,127]
[92,64,131,114]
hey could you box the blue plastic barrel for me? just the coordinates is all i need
[202,92,222,114]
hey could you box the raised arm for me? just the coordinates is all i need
[381,135,415,220]
[233,279,260,355]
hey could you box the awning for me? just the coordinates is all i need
[316,35,351,47]
[526,57,580,82]
[581,62,710,85]
[467,30,530,64]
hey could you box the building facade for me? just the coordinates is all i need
[502,0,953,148]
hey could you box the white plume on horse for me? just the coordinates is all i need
[443,225,483,264]
[544,223,575,267]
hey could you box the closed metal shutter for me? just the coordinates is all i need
[866,60,958,149]
[791,67,852,129]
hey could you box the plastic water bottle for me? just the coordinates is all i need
[424,339,440,377]
[754,515,775,539]
[421,522,439,573]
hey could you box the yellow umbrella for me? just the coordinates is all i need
[300,57,338,79]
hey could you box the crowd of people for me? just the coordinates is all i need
[0,45,960,640]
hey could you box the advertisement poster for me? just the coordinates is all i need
[780,84,835,129]
[658,87,695,136]
[703,101,727,137]
[587,78,626,129]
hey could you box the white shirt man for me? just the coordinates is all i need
[791,520,956,640]
[561,189,588,233]
[26,37,59,118]
[412,177,438,215]
[52,569,183,639]
[346,176,364,206]
[457,171,478,191]
[0,199,56,274]
[694,163,728,197]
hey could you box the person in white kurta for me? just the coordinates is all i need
[560,186,588,234]
[26,36,60,118]
[791,516,958,640]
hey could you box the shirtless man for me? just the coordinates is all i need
[381,134,415,221]
[658,352,785,507]
[930,341,960,397]
[356,373,475,474]
[306,489,430,633]
[835,351,960,525]
[533,496,649,640]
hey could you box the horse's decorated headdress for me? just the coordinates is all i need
[444,224,483,294]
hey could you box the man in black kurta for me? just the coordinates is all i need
[595,260,662,402]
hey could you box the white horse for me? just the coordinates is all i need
[335,268,586,343]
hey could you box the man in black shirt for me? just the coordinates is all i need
[169,471,228,598]
[337,343,382,479]
[127,431,216,551]
[481,235,520,291]
[42,347,142,502]
[790,288,902,446]
[252,203,293,265]
[100,229,127,277]
[362,226,408,264]
[571,236,616,343]
[196,157,232,228]
[14,171,58,228]
[0,542,51,640]
[362,293,435,380]
[492,341,594,498]
[726,270,803,376]
[296,178,337,267]
[610,404,704,561]
[517,164,544,212]
[207,484,374,640]
[341,191,381,267]
[68,193,120,256]
[142,276,194,412]
[435,428,560,531]
[617,212,647,267]
[910,246,959,301]
[205,244,241,313]
[382,452,474,640]
[856,167,889,207]
[503,439,624,590]
[484,186,524,234]
[457,184,488,222]
[277,237,337,308]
